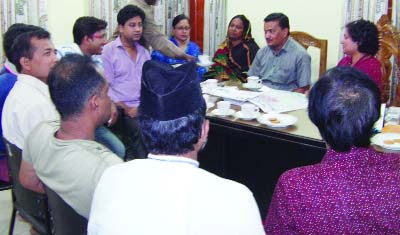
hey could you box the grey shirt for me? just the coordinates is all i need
[248,37,311,91]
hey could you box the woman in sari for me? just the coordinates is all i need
[205,15,259,82]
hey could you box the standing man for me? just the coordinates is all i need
[102,5,149,159]
[57,16,126,158]
[127,0,194,61]
[2,28,59,149]
[248,13,311,93]
[20,54,122,218]
[88,61,265,234]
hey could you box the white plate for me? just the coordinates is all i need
[257,113,297,128]
[371,133,400,150]
[243,83,262,91]
[210,108,236,117]
[235,111,260,120]
[206,102,214,109]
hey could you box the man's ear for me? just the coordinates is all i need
[88,94,100,112]
[19,57,31,72]
[83,35,92,44]
[201,119,210,141]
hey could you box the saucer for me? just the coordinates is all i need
[257,113,297,128]
[371,133,400,150]
[235,111,260,120]
[197,61,213,67]
[243,83,262,91]
[210,108,236,117]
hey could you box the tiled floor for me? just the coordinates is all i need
[0,189,30,235]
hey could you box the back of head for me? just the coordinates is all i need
[308,66,381,152]
[138,61,206,155]
[3,23,41,61]
[48,54,105,120]
[345,19,379,56]
[117,4,145,26]
[73,16,107,45]
[10,28,50,73]
[264,13,290,31]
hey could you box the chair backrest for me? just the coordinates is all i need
[291,31,328,78]
[45,185,88,235]
[376,14,400,104]
[3,137,51,234]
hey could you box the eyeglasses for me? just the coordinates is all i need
[92,33,107,39]
[175,26,191,31]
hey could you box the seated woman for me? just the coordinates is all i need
[338,19,382,91]
[205,15,259,82]
[151,14,206,80]
[264,66,400,234]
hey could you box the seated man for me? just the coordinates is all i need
[57,16,125,158]
[264,67,400,234]
[88,61,265,234]
[2,28,59,149]
[20,54,122,219]
[248,13,311,93]
[101,5,150,159]
[0,23,39,182]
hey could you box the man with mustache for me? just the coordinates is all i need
[101,5,149,159]
[248,13,311,93]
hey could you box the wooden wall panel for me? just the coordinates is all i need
[189,0,204,51]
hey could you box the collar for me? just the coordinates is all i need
[17,74,50,97]
[148,153,199,168]
[272,37,291,56]
[322,146,378,165]
[116,36,140,50]
[4,59,18,75]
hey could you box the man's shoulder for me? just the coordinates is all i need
[287,37,309,56]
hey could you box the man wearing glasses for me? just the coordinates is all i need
[57,16,126,159]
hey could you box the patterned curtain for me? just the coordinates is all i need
[0,0,48,60]
[203,0,226,56]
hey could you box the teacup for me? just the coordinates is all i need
[217,101,231,114]
[247,76,262,87]
[241,103,259,117]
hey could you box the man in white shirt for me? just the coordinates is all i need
[88,61,265,235]
[2,28,59,149]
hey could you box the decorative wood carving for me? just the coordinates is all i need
[291,31,328,78]
[376,14,400,104]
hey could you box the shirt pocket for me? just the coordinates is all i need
[270,64,295,85]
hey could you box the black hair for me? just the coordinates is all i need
[308,66,381,152]
[3,24,41,60]
[117,4,145,26]
[138,104,206,155]
[73,16,107,45]
[264,13,290,32]
[229,14,252,39]
[48,54,106,120]
[10,28,51,72]
[345,19,379,56]
[172,14,189,28]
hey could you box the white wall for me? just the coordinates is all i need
[47,0,88,47]
[226,0,345,81]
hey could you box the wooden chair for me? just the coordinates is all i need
[291,31,328,78]
[3,138,51,235]
[45,185,88,235]
[376,15,400,104]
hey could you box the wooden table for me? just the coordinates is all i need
[198,107,327,218]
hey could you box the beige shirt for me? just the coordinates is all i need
[128,0,185,58]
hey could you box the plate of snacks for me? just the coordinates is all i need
[371,133,400,150]
[257,113,297,128]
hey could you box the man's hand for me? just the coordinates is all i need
[182,53,196,62]
[125,107,138,118]
[293,85,310,94]
[108,103,118,126]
